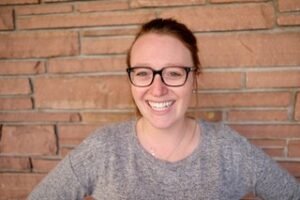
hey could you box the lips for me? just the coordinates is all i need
[147,100,174,111]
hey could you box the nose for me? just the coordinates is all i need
[149,74,168,97]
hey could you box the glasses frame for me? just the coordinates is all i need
[126,66,196,87]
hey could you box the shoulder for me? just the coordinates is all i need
[200,120,249,146]
[73,120,135,154]
[200,120,256,163]
[66,120,135,185]
[200,121,262,178]
[68,120,135,167]
[200,120,274,166]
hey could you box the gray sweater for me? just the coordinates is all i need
[28,120,300,200]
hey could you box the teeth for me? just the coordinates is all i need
[148,101,173,111]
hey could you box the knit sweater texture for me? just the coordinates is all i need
[28,120,300,200]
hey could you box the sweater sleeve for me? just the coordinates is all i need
[251,143,300,200]
[27,126,109,200]
[27,155,87,200]
[219,124,300,199]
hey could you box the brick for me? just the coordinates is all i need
[197,32,300,67]
[241,193,261,200]
[227,110,289,122]
[31,158,60,172]
[231,125,300,139]
[0,97,32,110]
[48,57,126,73]
[60,146,72,157]
[58,124,99,145]
[278,0,300,12]
[0,8,14,30]
[82,36,134,55]
[0,173,44,200]
[42,0,73,2]
[17,10,155,30]
[34,76,133,109]
[82,27,138,37]
[0,78,31,95]
[0,31,79,59]
[288,140,300,157]
[159,3,274,32]
[84,196,95,200]
[277,14,300,26]
[0,112,80,122]
[195,92,291,108]
[263,148,285,158]
[211,0,267,2]
[81,112,135,123]
[279,161,300,177]
[0,60,45,75]
[250,139,286,148]
[195,111,223,122]
[15,3,73,15]
[131,0,205,7]
[187,111,223,122]
[0,156,31,171]
[247,71,300,88]
[197,72,242,89]
[295,93,300,121]
[0,125,57,155]
[76,0,129,12]
[0,0,38,5]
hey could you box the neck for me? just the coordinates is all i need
[140,117,188,143]
[137,117,198,161]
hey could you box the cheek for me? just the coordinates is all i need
[131,86,145,104]
[131,87,138,103]
[182,90,193,104]
[180,83,194,103]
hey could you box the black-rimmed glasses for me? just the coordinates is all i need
[126,66,196,87]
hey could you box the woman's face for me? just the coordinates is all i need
[130,33,195,129]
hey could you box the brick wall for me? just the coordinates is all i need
[0,0,299,199]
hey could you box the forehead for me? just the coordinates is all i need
[130,33,193,67]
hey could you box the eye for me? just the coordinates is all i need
[164,68,185,78]
[133,68,151,77]
[136,71,148,76]
[169,71,183,77]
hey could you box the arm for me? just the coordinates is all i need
[27,156,87,200]
[27,131,102,200]
[221,124,300,199]
[251,145,300,200]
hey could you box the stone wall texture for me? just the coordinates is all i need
[0,0,300,199]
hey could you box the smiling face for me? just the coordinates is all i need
[130,33,195,129]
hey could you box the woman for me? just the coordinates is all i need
[28,18,300,200]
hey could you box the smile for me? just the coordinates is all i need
[147,100,174,111]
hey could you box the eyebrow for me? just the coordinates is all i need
[130,63,191,68]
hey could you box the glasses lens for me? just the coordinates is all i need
[163,67,187,86]
[128,67,192,87]
[130,68,153,86]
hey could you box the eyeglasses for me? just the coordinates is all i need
[126,66,196,87]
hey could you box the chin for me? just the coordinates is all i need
[143,114,182,130]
